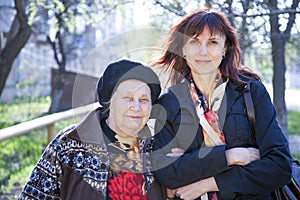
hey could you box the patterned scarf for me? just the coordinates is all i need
[189,72,228,200]
[107,137,148,199]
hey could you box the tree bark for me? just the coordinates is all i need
[269,0,288,135]
[0,0,31,97]
[268,0,299,135]
[271,32,288,135]
[48,13,67,113]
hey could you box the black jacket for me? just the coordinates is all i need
[151,79,292,199]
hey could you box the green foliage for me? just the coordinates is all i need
[0,130,47,193]
[293,153,300,161]
[0,97,81,195]
[288,111,300,135]
[0,97,50,129]
[29,0,126,34]
[2,164,36,197]
[0,97,50,194]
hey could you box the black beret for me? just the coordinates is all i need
[97,59,161,107]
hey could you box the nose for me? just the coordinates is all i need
[129,100,141,111]
[198,44,208,55]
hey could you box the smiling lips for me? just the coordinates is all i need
[128,115,142,119]
[195,59,211,64]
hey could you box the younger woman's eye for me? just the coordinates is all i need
[190,39,198,45]
[209,40,218,45]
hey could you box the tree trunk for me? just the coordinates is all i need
[48,69,66,113]
[0,0,31,97]
[268,0,288,135]
[47,18,67,113]
[271,34,288,135]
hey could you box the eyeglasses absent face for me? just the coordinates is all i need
[108,79,152,137]
[182,26,226,75]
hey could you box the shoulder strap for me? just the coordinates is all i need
[244,81,256,136]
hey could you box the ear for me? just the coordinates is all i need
[222,47,227,56]
[182,48,186,56]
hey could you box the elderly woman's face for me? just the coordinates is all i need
[108,79,152,137]
[182,26,226,75]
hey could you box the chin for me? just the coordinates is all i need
[126,125,143,135]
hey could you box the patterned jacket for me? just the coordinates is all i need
[19,107,165,199]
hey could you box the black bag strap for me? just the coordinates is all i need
[244,81,256,135]
[244,82,300,200]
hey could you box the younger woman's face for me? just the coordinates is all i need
[182,26,227,75]
[108,79,152,138]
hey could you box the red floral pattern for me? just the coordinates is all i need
[204,110,225,143]
[108,171,148,200]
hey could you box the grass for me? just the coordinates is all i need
[0,97,80,195]
[0,96,51,129]
[288,111,300,134]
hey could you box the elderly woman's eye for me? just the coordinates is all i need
[124,97,133,101]
[140,98,150,103]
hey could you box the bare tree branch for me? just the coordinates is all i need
[154,0,186,16]
[0,0,32,97]
[229,8,300,18]
[284,0,299,38]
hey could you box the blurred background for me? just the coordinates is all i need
[0,0,299,198]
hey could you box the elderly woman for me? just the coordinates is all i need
[19,59,164,199]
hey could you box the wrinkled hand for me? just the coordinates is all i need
[175,181,203,200]
[165,148,185,198]
[166,148,185,157]
[226,147,260,166]
[166,188,177,199]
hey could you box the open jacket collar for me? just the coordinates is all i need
[68,107,152,145]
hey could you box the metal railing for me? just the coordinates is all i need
[0,103,98,143]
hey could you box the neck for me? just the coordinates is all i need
[106,118,139,146]
[192,70,219,98]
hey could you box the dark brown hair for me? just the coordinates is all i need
[154,7,260,85]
